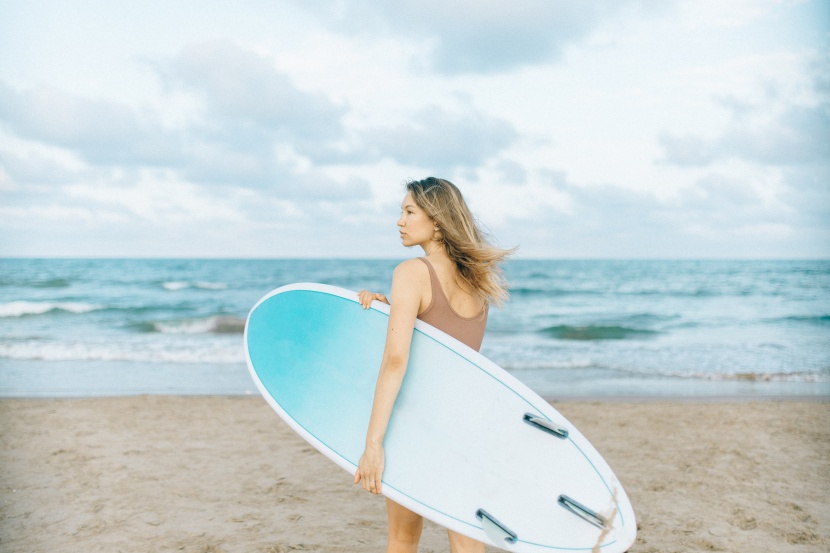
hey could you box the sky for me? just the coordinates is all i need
[0,0,828,259]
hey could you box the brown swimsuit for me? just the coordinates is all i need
[416,257,488,351]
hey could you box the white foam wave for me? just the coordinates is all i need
[152,315,244,334]
[497,358,595,371]
[0,301,103,317]
[610,364,830,383]
[162,281,189,291]
[0,339,242,364]
[490,352,830,383]
[195,281,228,290]
[162,281,228,291]
[673,371,830,383]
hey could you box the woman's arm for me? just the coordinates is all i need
[354,260,426,494]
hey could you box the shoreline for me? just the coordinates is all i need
[1,396,828,552]
[2,392,829,402]
[2,358,827,400]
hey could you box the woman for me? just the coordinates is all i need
[354,177,512,553]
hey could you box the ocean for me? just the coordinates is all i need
[0,258,828,398]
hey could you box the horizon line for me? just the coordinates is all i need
[1,256,828,262]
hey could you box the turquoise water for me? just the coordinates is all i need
[0,258,828,398]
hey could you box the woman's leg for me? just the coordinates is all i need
[386,498,424,553]
[447,529,485,553]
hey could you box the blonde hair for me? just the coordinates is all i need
[406,177,514,307]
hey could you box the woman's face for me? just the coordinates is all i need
[397,192,435,248]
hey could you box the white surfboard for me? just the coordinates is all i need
[245,283,636,552]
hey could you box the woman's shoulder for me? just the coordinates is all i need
[392,258,430,284]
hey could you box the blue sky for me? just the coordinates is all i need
[0,0,828,258]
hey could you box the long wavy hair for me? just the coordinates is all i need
[406,177,514,307]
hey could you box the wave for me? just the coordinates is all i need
[134,315,246,334]
[34,278,72,288]
[540,324,659,341]
[493,358,828,382]
[0,301,103,318]
[774,315,830,326]
[0,277,72,288]
[509,285,761,298]
[498,358,596,371]
[692,371,830,383]
[605,364,830,383]
[510,287,602,297]
[162,281,228,291]
[0,301,199,319]
[0,340,242,364]
[659,370,829,383]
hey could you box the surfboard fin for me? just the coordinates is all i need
[476,508,518,547]
[523,413,569,439]
[558,495,609,529]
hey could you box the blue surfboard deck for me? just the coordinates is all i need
[245,283,636,552]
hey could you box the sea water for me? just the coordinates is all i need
[0,258,828,398]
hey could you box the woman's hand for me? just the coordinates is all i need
[354,444,385,494]
[358,290,389,309]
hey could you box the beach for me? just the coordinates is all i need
[1,396,827,553]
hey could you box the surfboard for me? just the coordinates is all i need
[245,283,636,552]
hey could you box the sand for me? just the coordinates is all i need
[1,396,828,553]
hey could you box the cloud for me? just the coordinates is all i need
[166,41,346,154]
[681,0,793,29]
[0,38,520,201]
[0,41,373,201]
[680,173,764,209]
[657,133,718,166]
[0,149,84,186]
[660,56,830,168]
[561,174,786,236]
[558,180,667,232]
[174,138,370,199]
[275,172,373,201]
[359,104,518,171]
[779,166,830,228]
[0,82,180,166]
[503,167,820,257]
[660,103,830,166]
[303,0,643,74]
[163,40,521,173]
[493,159,528,185]
[155,42,375,196]
[729,104,830,165]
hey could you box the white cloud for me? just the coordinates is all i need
[0,82,179,166]
[0,0,827,258]
[661,103,830,166]
[303,0,649,74]
[680,0,795,29]
[0,148,86,186]
[166,40,346,144]
[658,47,830,168]
[0,203,105,227]
[359,105,518,171]
[64,174,242,224]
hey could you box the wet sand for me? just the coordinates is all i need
[1,396,828,552]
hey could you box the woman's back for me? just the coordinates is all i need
[416,257,488,351]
